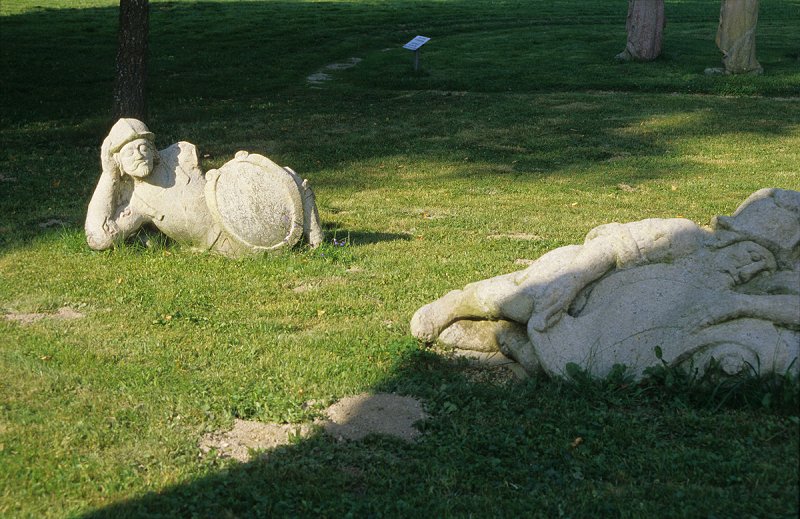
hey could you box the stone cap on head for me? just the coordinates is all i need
[106,118,155,153]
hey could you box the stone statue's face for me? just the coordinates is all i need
[118,138,155,178]
[730,203,799,250]
[715,240,776,285]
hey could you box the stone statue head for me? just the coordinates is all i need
[106,118,158,178]
[712,188,800,268]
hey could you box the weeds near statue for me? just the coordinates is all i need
[85,119,323,258]
[412,189,800,380]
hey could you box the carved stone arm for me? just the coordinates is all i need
[85,165,147,250]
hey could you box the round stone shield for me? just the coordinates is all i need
[205,151,304,252]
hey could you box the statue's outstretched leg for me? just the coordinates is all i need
[692,293,800,331]
[411,272,533,342]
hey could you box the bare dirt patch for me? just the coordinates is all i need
[200,392,428,462]
[199,421,314,462]
[322,393,428,442]
[3,306,85,324]
[488,233,543,241]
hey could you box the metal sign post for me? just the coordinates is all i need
[403,35,430,71]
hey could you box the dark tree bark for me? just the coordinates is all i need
[112,0,149,121]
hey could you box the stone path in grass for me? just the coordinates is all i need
[306,57,362,85]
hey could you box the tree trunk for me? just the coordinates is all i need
[716,0,762,74]
[112,0,149,121]
[616,0,666,62]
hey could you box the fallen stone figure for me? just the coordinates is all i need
[86,118,323,258]
[411,188,800,380]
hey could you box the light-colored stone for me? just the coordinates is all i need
[616,0,666,62]
[85,119,323,258]
[411,188,800,379]
[708,0,762,75]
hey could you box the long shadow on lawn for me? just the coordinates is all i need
[323,226,412,246]
[78,348,799,518]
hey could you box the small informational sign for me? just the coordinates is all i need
[403,36,430,51]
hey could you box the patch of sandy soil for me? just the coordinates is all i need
[199,421,314,462]
[321,393,428,442]
[200,393,428,462]
[488,233,543,241]
[3,307,84,324]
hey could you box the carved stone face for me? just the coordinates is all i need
[714,240,776,286]
[729,204,799,252]
[117,138,155,178]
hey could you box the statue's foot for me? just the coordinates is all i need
[410,290,465,342]
[410,305,442,343]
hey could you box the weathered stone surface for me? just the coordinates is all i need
[412,189,800,379]
[85,119,323,258]
[616,0,666,62]
[707,0,762,75]
[205,152,306,252]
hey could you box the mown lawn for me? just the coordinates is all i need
[1,1,799,517]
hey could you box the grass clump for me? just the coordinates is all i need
[1,0,799,517]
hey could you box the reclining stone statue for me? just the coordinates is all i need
[86,118,323,258]
[411,188,800,380]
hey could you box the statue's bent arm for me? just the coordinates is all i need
[85,171,148,250]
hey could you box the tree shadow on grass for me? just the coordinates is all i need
[322,225,412,247]
[77,347,799,518]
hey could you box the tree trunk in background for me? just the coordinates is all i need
[715,0,762,74]
[616,0,665,62]
[112,0,149,121]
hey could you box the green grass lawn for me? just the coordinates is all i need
[1,0,799,517]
